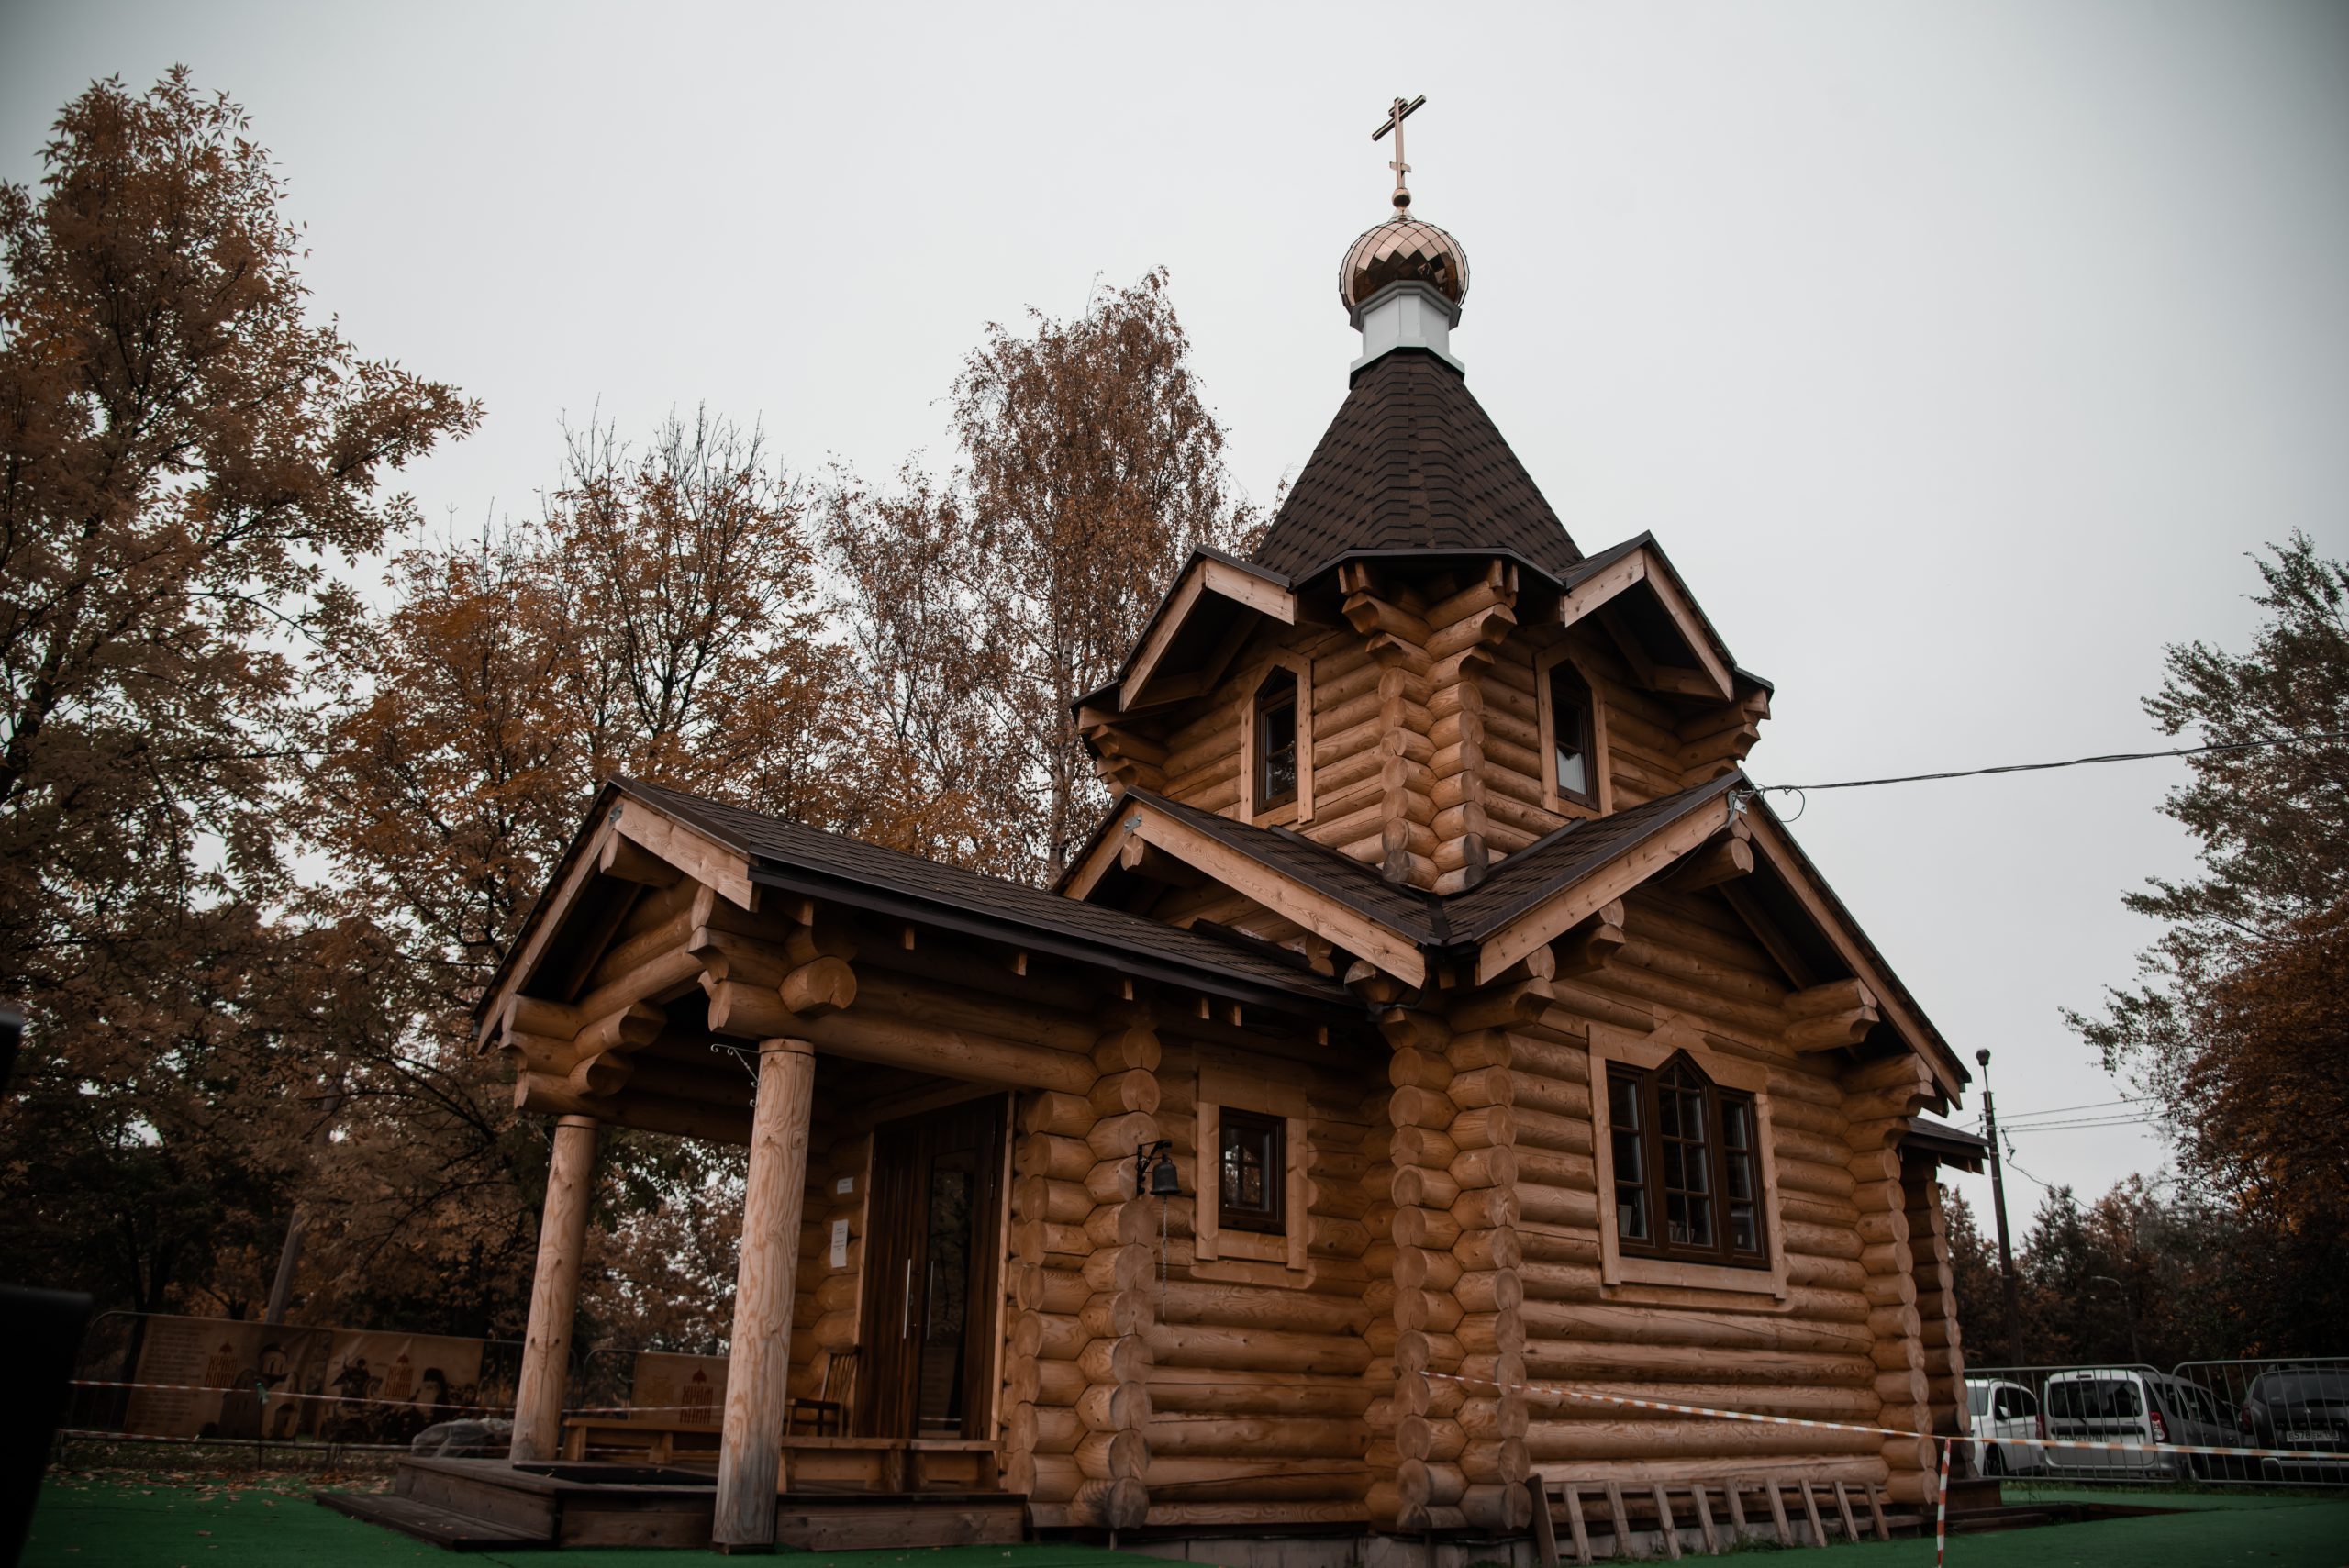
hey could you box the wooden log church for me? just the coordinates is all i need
[371,105,1986,1558]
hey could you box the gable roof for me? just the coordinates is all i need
[1062,773,1967,1099]
[1444,773,1748,941]
[478,779,1358,1036]
[1249,350,1582,584]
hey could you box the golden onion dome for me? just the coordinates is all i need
[1339,215,1470,316]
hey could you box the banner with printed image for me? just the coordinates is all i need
[628,1351,728,1424]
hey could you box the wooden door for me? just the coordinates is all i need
[854,1095,1007,1440]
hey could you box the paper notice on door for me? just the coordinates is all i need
[829,1218,850,1269]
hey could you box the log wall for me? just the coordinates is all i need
[1511,886,1897,1493]
[1115,552,1771,901]
[1905,1156,1973,1456]
[1141,1040,1376,1529]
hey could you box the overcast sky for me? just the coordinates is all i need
[8,1,2347,1226]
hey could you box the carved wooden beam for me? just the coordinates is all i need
[597,833,681,888]
[1553,901,1627,979]
[1669,822,1755,892]
[1784,977,1882,1052]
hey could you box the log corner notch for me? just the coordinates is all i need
[696,906,860,1044]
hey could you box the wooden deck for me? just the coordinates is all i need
[319,1451,1025,1551]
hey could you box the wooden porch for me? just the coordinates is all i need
[319,1440,1024,1552]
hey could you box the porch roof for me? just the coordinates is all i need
[603,779,1356,1015]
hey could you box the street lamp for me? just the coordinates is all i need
[2088,1274,2143,1366]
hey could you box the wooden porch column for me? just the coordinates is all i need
[510,1113,600,1462]
[714,1038,818,1552]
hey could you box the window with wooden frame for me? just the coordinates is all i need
[1252,668,1299,813]
[1216,1108,1286,1234]
[1194,1063,1310,1281]
[1607,1052,1767,1270]
[1546,659,1599,809]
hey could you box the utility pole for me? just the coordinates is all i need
[1976,1049,2026,1365]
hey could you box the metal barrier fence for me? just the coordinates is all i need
[65,1309,526,1454]
[1967,1359,2349,1488]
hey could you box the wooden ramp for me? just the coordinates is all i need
[1527,1473,1916,1564]
[317,1454,1025,1552]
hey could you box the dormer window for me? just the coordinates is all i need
[1546,660,1598,808]
[1608,1054,1767,1269]
[1254,668,1299,811]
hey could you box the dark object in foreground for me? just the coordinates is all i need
[0,1284,94,1568]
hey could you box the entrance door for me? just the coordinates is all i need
[855,1095,1007,1440]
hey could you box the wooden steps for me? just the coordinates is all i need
[317,1491,550,1551]
[318,1455,1027,1552]
[1527,1473,1900,1565]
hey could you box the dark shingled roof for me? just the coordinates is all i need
[612,779,1356,1013]
[1124,789,1443,943]
[1109,776,1743,951]
[1249,350,1583,584]
[1445,773,1745,940]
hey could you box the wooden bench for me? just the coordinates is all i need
[559,1418,720,1464]
[1528,1473,1903,1564]
[552,1421,1000,1496]
[777,1437,1000,1496]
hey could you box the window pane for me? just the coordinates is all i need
[1611,1129,1643,1184]
[1617,1185,1649,1241]
[1256,671,1298,807]
[1609,1073,1641,1130]
[1219,1110,1284,1232]
[1655,1062,1717,1257]
[1549,664,1593,800]
[1609,1068,1649,1248]
[1729,1202,1757,1253]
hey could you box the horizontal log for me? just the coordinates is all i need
[1521,1302,1874,1358]
[1146,1416,1364,1458]
[1525,1418,1882,1462]
[1143,1321,1373,1376]
[1158,1280,1370,1336]
[802,1007,1096,1092]
[1147,1368,1372,1418]
[1145,1502,1369,1527]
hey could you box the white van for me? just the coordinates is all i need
[1965,1378,2047,1476]
[2041,1368,2235,1479]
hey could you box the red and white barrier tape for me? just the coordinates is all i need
[1424,1368,2349,1465]
[1934,1438,1952,1566]
[66,1377,720,1418]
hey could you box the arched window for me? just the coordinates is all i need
[1608,1053,1766,1268]
[1253,667,1299,811]
[1546,659,1598,808]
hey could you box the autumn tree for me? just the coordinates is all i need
[0,71,475,1317]
[2069,532,2349,1353]
[826,270,1258,882]
[290,411,885,1340]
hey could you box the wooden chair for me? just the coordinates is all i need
[787,1349,857,1439]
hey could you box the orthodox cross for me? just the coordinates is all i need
[1372,94,1427,210]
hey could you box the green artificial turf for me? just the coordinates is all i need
[21,1477,2349,1568]
[20,1477,1158,1568]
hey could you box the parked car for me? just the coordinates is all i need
[2239,1367,2349,1484]
[1965,1378,2048,1476]
[2041,1368,2236,1479]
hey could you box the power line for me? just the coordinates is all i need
[1740,730,2346,800]
[2004,1117,2158,1134]
[1996,1096,2138,1122]
[1991,1103,2142,1127]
